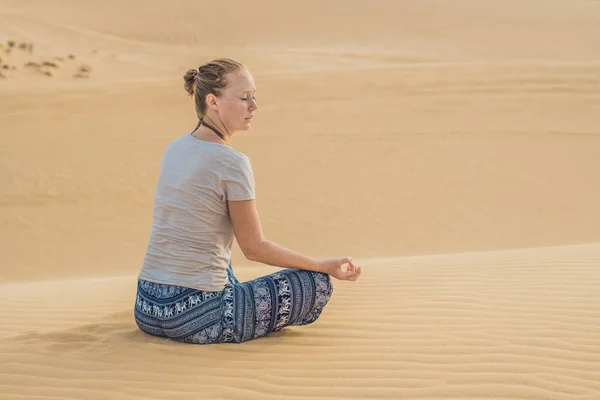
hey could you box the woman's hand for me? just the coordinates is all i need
[320,257,362,281]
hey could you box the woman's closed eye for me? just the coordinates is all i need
[241,97,257,101]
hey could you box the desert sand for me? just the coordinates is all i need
[1,0,600,399]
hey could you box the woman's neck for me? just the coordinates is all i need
[192,126,232,146]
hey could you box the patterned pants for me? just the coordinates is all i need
[134,263,334,344]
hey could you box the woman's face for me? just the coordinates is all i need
[214,69,258,133]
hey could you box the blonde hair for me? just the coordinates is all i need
[183,58,245,128]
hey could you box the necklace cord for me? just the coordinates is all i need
[198,119,227,143]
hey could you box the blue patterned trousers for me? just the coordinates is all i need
[134,263,333,344]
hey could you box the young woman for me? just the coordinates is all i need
[134,58,361,344]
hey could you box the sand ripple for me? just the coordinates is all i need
[1,243,599,399]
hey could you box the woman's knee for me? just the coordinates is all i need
[289,270,333,303]
[322,273,333,298]
[284,269,333,292]
[314,271,333,300]
[293,272,332,326]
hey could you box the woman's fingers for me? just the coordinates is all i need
[342,262,361,281]
[351,265,361,280]
[347,260,355,272]
[330,257,361,281]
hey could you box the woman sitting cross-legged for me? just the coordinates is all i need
[134,58,361,344]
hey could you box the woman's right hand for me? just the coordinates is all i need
[320,257,362,281]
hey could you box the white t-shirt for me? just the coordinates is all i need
[138,133,255,291]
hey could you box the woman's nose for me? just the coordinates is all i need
[250,99,258,110]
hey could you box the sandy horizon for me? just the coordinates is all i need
[1,0,600,398]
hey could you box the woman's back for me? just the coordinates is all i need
[138,133,255,292]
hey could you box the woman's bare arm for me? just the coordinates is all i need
[229,199,361,280]
[229,199,323,272]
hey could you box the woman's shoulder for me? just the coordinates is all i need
[185,133,247,155]
[175,133,252,171]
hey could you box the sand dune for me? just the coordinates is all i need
[1,243,600,399]
[1,0,600,398]
[2,59,599,282]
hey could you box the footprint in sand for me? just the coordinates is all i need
[17,42,34,54]
[73,64,92,79]
[24,61,54,77]
[0,40,96,79]
[41,61,59,68]
[1,39,95,81]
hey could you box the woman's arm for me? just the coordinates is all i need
[229,199,361,280]
[229,199,322,271]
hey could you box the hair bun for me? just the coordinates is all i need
[183,68,199,96]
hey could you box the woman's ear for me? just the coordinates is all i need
[206,93,219,111]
